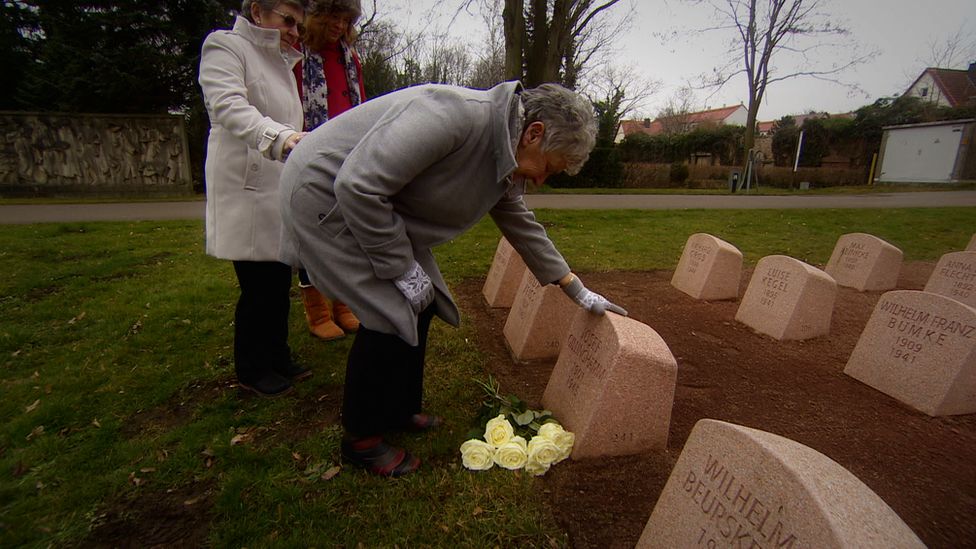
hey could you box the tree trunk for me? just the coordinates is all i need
[502,0,524,81]
[525,0,549,86]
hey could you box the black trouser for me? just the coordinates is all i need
[232,260,292,382]
[342,305,436,436]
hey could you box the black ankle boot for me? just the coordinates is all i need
[273,361,312,381]
[238,371,293,397]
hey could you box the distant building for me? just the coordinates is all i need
[754,112,855,166]
[903,63,976,108]
[876,119,976,183]
[615,104,748,143]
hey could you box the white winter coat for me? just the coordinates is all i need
[199,16,303,261]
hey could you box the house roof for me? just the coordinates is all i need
[618,118,662,138]
[619,104,745,138]
[682,104,744,124]
[906,67,976,107]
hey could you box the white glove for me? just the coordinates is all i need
[394,261,435,314]
[562,276,627,316]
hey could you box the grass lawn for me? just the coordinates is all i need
[0,207,973,547]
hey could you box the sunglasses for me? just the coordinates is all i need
[271,9,304,31]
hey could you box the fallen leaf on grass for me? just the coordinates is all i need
[26,426,44,441]
[321,466,341,481]
[67,312,86,325]
[201,448,215,469]
[291,452,302,462]
[91,418,101,428]
[230,433,250,446]
[25,399,40,413]
[184,496,201,506]
[128,472,143,486]
[139,467,156,474]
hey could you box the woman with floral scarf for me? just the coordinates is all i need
[293,0,366,341]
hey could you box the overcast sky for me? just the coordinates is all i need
[384,0,975,121]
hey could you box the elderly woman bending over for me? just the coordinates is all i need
[199,0,310,398]
[278,81,627,476]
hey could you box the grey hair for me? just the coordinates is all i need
[520,83,597,175]
[241,0,307,22]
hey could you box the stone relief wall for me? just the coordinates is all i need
[0,112,192,196]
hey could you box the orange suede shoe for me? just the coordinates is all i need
[301,286,345,340]
[333,300,360,333]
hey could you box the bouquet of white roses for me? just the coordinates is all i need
[459,377,575,476]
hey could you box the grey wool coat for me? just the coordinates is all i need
[278,81,571,345]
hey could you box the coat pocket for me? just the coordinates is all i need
[317,203,349,238]
[243,147,263,190]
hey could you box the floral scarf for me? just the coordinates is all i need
[301,40,363,131]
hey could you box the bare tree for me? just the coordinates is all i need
[925,25,976,69]
[424,39,474,85]
[691,0,873,161]
[498,0,631,87]
[466,0,507,88]
[656,86,700,135]
[583,63,662,144]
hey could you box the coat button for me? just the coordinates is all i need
[249,163,259,171]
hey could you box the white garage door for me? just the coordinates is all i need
[879,124,964,183]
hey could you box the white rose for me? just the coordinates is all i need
[492,435,528,470]
[460,439,495,471]
[524,455,550,476]
[484,414,515,447]
[537,422,575,463]
[525,436,562,476]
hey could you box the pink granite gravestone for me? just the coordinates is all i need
[844,290,976,416]
[735,255,837,340]
[824,232,903,291]
[922,251,976,308]
[671,233,743,300]
[541,310,676,459]
[503,270,577,361]
[637,419,924,549]
[482,237,528,308]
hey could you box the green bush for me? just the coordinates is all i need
[622,162,867,188]
[549,146,623,188]
[669,162,689,184]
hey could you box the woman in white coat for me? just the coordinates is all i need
[199,0,309,397]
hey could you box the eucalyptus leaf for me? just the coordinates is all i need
[514,410,534,426]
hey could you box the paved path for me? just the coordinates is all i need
[1,191,974,224]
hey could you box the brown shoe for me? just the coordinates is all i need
[301,286,345,341]
[333,300,360,333]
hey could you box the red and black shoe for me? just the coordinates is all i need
[402,413,443,433]
[341,436,421,477]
